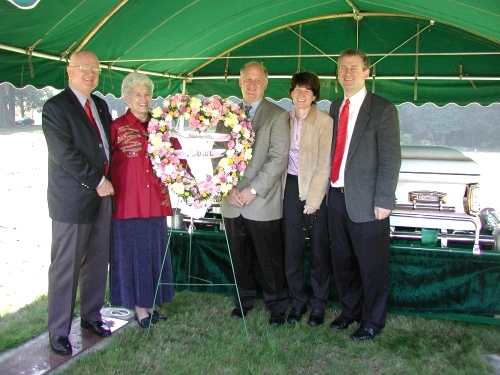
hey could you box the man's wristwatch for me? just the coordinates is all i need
[250,187,256,195]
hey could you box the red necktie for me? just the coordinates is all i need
[85,99,109,175]
[85,99,101,137]
[330,98,350,183]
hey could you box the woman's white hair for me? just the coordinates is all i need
[121,72,154,97]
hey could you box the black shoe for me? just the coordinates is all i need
[307,309,325,326]
[80,319,112,337]
[269,312,286,327]
[329,315,358,331]
[231,306,251,319]
[287,306,307,324]
[49,334,72,355]
[150,310,166,322]
[352,326,376,341]
[135,313,154,329]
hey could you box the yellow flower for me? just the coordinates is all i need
[218,158,229,168]
[220,183,232,194]
[245,149,253,160]
[151,106,163,118]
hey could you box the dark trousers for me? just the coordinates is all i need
[283,174,331,311]
[224,215,288,314]
[327,187,390,332]
[48,196,112,336]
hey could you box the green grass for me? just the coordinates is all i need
[2,291,498,374]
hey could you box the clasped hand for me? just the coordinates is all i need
[226,187,256,208]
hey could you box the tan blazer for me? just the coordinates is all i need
[287,105,333,210]
[221,99,290,221]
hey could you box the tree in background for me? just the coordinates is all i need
[0,83,57,126]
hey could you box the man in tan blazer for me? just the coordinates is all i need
[222,61,290,326]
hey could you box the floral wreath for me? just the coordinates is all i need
[147,94,255,209]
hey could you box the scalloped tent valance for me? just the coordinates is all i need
[0,0,498,105]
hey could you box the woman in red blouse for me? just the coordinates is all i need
[109,72,174,328]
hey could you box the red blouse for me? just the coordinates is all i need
[110,109,172,219]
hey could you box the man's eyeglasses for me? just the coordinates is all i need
[68,64,102,74]
[293,214,317,232]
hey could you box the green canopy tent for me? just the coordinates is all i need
[0,0,499,105]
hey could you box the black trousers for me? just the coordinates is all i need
[283,174,331,311]
[327,187,390,333]
[224,215,288,314]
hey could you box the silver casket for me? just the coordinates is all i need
[390,145,498,253]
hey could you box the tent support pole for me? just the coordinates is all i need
[414,24,420,101]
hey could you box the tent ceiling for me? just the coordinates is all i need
[0,0,498,105]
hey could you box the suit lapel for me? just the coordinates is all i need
[250,99,269,132]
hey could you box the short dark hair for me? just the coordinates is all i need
[338,49,370,71]
[289,72,320,101]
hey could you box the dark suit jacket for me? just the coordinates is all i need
[329,91,401,223]
[42,87,111,223]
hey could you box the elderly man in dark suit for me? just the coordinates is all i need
[222,61,290,327]
[42,50,114,355]
[327,49,401,341]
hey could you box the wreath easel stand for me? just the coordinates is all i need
[149,205,249,337]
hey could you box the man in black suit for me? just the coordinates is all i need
[42,50,114,355]
[327,49,401,340]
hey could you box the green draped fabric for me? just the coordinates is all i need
[166,229,500,324]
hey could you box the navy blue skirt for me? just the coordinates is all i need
[110,217,174,309]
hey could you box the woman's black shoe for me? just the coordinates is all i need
[135,313,154,329]
[150,310,166,322]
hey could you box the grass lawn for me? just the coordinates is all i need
[1,291,499,375]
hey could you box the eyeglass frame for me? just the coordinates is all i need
[292,213,317,232]
[68,64,102,74]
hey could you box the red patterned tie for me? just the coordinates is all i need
[330,98,350,183]
[85,99,101,137]
[85,99,108,175]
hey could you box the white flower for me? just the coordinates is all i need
[163,164,176,175]
[171,182,185,195]
[226,149,235,157]
[235,143,243,152]
[189,97,202,109]
[232,124,241,133]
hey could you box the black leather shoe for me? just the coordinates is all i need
[80,319,112,337]
[307,309,325,326]
[269,312,286,327]
[352,326,376,341]
[135,313,154,329]
[231,306,251,319]
[287,306,307,324]
[49,334,72,355]
[329,315,358,331]
[150,310,166,322]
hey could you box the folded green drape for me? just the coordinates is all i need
[166,230,500,322]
